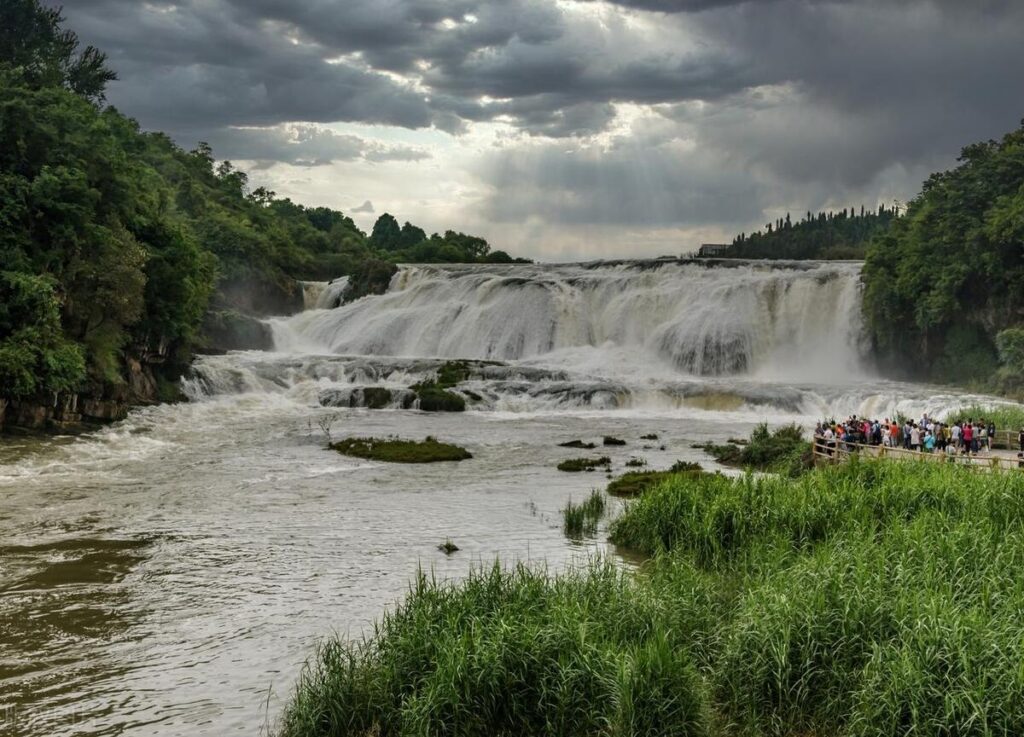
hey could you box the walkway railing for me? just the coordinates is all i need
[813,438,1024,472]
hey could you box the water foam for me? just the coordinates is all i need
[273,261,865,380]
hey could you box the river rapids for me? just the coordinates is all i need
[0,259,1017,736]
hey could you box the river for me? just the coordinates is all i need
[0,259,1011,736]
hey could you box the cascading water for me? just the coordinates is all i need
[8,258,1022,737]
[274,261,865,378]
[298,276,351,310]
[185,259,1008,420]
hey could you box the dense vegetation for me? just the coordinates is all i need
[330,436,472,463]
[698,423,811,477]
[278,561,708,737]
[606,462,703,497]
[862,121,1024,390]
[720,205,899,260]
[280,460,1024,736]
[946,404,1024,435]
[0,1,522,424]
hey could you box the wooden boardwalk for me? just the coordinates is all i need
[813,438,1024,472]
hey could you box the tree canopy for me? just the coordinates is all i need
[722,206,899,260]
[862,120,1024,387]
[0,0,115,102]
[0,1,524,407]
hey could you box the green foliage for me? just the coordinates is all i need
[557,456,612,472]
[610,461,1024,734]
[996,327,1024,371]
[943,404,1024,433]
[435,360,472,388]
[607,470,673,497]
[0,271,84,397]
[282,460,1024,737]
[368,213,532,265]
[0,0,116,102]
[700,423,811,476]
[562,489,607,537]
[411,382,466,412]
[275,561,709,737]
[342,258,399,302]
[0,3,528,411]
[606,463,703,498]
[723,205,898,260]
[863,121,1024,385]
[331,436,472,463]
[361,387,393,410]
[368,212,402,250]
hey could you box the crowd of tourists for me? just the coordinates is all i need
[814,414,1023,456]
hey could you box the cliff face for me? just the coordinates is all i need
[0,358,163,434]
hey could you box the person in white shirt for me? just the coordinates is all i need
[910,425,921,451]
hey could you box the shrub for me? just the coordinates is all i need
[559,439,597,449]
[557,457,611,473]
[700,423,810,475]
[331,436,471,463]
[606,463,704,498]
[361,387,392,409]
[411,382,466,412]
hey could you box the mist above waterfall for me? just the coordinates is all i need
[186,258,1017,431]
[274,260,866,382]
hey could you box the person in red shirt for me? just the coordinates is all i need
[962,422,974,455]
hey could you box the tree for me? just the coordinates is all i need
[862,120,1024,384]
[0,0,116,102]
[0,271,85,398]
[369,213,402,251]
[398,221,427,250]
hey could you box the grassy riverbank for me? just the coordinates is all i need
[278,459,1024,736]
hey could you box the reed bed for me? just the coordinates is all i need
[562,489,608,538]
[279,460,1024,736]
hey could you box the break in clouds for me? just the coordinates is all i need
[61,0,1024,259]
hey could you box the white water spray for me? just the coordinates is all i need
[276,261,865,380]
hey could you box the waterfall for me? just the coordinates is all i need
[182,258,1020,429]
[273,261,865,380]
[298,277,351,311]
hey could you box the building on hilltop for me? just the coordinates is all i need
[697,243,729,257]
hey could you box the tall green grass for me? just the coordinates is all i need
[614,460,1024,736]
[276,561,709,737]
[946,403,1024,432]
[279,460,1024,736]
[562,489,607,537]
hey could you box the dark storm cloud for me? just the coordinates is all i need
[201,125,430,168]
[61,0,435,141]
[478,138,766,228]
[61,0,759,143]
[678,0,1024,189]
[54,0,1024,243]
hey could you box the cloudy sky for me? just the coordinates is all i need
[62,0,1024,261]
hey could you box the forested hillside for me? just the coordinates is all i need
[722,205,899,260]
[0,1,519,431]
[862,121,1024,390]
